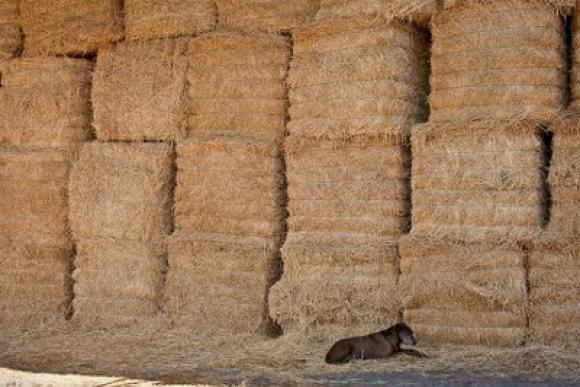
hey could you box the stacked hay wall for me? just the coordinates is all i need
[429,0,565,123]
[529,238,580,347]
[411,121,546,244]
[125,0,216,41]
[399,236,527,346]
[69,143,173,327]
[0,0,20,60]
[0,146,77,324]
[92,39,188,142]
[20,0,123,56]
[165,34,289,332]
[0,57,91,324]
[216,0,319,32]
[269,16,429,334]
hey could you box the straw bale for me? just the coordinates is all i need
[285,135,410,238]
[93,39,188,142]
[0,145,78,248]
[125,0,216,40]
[0,0,21,61]
[72,239,164,327]
[546,116,580,236]
[0,242,72,325]
[69,143,174,242]
[216,0,319,32]
[20,0,122,56]
[165,233,279,332]
[288,19,429,138]
[429,0,565,123]
[411,121,545,244]
[315,0,439,26]
[174,137,284,239]
[529,237,580,347]
[399,236,527,346]
[0,58,93,146]
[187,34,290,141]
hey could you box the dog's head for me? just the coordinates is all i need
[395,323,417,346]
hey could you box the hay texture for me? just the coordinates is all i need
[411,121,545,244]
[315,0,439,26]
[429,0,565,123]
[0,0,21,61]
[69,143,174,327]
[20,0,122,56]
[0,58,93,146]
[399,236,527,346]
[174,137,284,239]
[93,39,188,142]
[216,0,319,32]
[125,0,216,40]
[0,243,71,325]
[547,116,580,236]
[288,18,429,138]
[268,135,407,333]
[168,137,284,332]
[187,34,290,141]
[0,146,77,324]
[529,237,580,347]
[165,233,279,332]
[572,7,580,109]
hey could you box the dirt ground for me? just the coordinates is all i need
[1,319,579,386]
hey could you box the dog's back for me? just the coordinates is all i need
[325,338,354,364]
[325,333,393,364]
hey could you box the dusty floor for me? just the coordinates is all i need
[1,319,579,386]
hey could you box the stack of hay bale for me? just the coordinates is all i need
[0,0,20,60]
[0,58,92,324]
[268,2,431,334]
[164,33,290,332]
[399,0,567,346]
[69,143,173,326]
[68,1,202,326]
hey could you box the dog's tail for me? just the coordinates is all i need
[325,342,353,364]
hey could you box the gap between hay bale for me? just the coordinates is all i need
[125,0,216,40]
[216,0,319,32]
[92,38,188,142]
[69,142,174,242]
[20,0,123,56]
[0,58,93,146]
[0,0,21,60]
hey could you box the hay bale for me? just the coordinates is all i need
[399,236,527,346]
[0,242,72,325]
[316,0,439,26]
[165,233,279,332]
[174,137,284,239]
[269,233,400,332]
[216,0,319,32]
[0,58,93,146]
[0,0,21,60]
[69,142,174,242]
[288,18,429,138]
[529,237,580,347]
[72,239,165,327]
[20,0,122,56]
[187,33,290,141]
[571,7,580,109]
[0,145,78,247]
[547,116,580,236]
[125,0,216,40]
[285,135,409,237]
[92,39,188,141]
[410,120,545,244]
[429,0,565,123]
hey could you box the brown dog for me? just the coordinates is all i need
[325,323,427,364]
